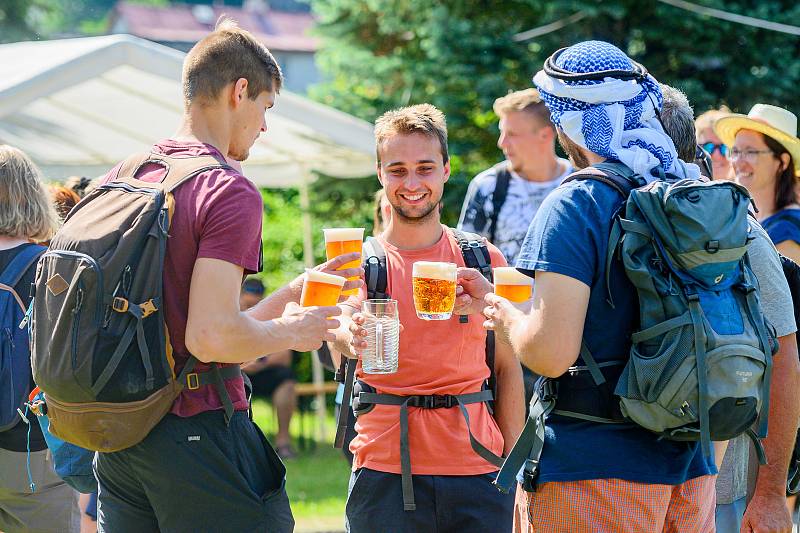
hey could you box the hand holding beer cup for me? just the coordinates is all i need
[280,301,342,352]
[454,267,495,316]
[482,292,525,347]
[324,228,364,297]
[412,261,457,320]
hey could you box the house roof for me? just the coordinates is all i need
[111,1,319,52]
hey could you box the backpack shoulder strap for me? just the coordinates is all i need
[0,245,45,312]
[451,228,493,282]
[489,162,512,245]
[562,161,645,199]
[0,245,45,290]
[450,228,497,412]
[362,236,389,300]
[113,153,232,193]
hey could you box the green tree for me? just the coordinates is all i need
[310,0,800,221]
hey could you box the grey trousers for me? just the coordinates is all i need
[0,448,80,533]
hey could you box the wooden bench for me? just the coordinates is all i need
[294,381,339,396]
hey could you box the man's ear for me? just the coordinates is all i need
[443,159,451,183]
[231,78,249,108]
[376,165,384,186]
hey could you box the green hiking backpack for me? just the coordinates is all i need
[495,161,777,492]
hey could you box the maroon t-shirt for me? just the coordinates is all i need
[101,140,262,417]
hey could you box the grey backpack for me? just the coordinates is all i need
[31,153,243,452]
[495,161,776,492]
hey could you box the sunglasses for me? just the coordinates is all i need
[701,142,728,157]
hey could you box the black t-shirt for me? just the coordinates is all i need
[0,243,46,452]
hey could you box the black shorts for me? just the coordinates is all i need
[345,468,514,533]
[95,411,293,533]
[248,365,296,399]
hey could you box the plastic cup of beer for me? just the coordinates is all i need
[300,269,346,307]
[361,299,400,374]
[324,228,365,297]
[412,261,457,320]
[493,267,534,303]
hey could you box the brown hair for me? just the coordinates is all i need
[182,17,283,107]
[761,133,798,211]
[493,89,553,131]
[695,106,731,135]
[49,185,81,221]
[374,104,448,164]
[0,145,60,241]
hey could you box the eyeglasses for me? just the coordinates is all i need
[729,149,773,163]
[701,142,728,157]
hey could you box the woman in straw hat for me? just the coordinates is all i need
[715,104,800,263]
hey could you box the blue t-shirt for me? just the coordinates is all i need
[515,177,715,485]
[762,208,800,246]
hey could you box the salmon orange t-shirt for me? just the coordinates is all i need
[351,226,507,476]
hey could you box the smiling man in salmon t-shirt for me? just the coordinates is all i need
[331,104,525,533]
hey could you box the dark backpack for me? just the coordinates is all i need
[488,162,512,245]
[0,245,45,432]
[334,228,501,511]
[31,153,243,452]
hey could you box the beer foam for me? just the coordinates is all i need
[305,269,346,287]
[493,267,533,286]
[412,261,456,281]
[323,228,365,242]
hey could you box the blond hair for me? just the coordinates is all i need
[374,104,448,164]
[0,145,59,241]
[493,89,553,130]
[182,17,283,107]
[695,105,732,133]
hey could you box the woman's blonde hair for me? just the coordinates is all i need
[0,145,60,241]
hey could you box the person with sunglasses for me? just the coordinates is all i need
[716,104,800,265]
[696,107,734,181]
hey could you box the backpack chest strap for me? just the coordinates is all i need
[357,388,501,511]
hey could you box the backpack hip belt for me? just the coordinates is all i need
[353,382,503,511]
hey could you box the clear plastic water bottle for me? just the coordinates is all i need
[361,299,400,374]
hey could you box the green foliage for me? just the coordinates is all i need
[310,0,800,221]
[259,175,375,385]
[251,400,349,531]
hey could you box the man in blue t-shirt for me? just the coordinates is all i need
[484,41,718,531]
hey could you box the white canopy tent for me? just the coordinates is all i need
[0,34,376,438]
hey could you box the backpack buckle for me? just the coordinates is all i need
[139,299,158,318]
[112,297,129,313]
[186,373,200,390]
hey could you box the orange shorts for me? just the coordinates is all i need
[514,475,716,533]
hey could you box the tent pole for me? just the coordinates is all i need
[299,169,327,443]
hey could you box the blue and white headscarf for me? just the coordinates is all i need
[533,41,699,182]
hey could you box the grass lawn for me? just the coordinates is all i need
[252,399,350,533]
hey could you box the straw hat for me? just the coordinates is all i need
[714,103,800,176]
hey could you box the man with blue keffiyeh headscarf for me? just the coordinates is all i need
[483,41,717,532]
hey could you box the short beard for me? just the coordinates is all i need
[392,201,439,224]
[557,130,591,170]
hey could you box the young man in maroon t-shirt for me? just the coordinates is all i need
[93,20,360,532]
